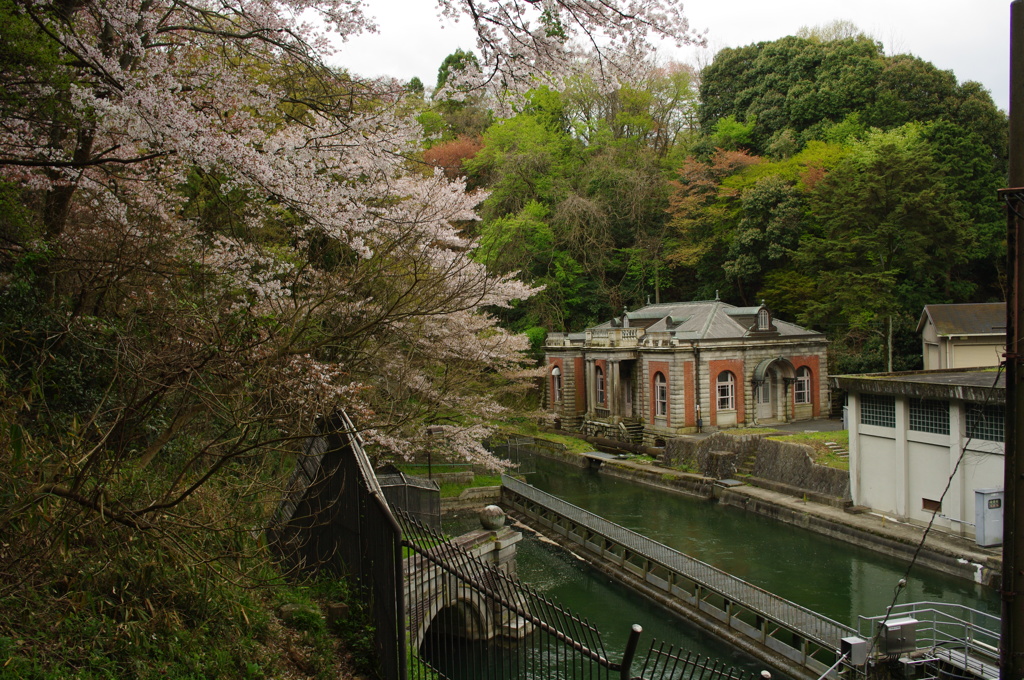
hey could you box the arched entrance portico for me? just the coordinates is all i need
[751,357,796,424]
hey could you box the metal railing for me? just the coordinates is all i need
[857,602,1000,678]
[397,503,760,680]
[502,475,856,677]
[377,471,441,531]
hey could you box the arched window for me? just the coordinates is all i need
[757,308,770,330]
[717,371,735,411]
[551,365,563,403]
[595,365,606,405]
[795,366,811,405]
[654,372,668,417]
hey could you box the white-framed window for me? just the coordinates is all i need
[795,367,812,405]
[757,308,770,330]
[717,371,735,411]
[551,365,563,403]
[654,372,668,417]
[596,365,606,405]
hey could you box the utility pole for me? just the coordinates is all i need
[1003,4,1024,678]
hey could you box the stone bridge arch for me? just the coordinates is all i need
[404,511,532,651]
[411,584,497,649]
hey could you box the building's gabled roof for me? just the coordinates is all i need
[589,300,821,341]
[917,303,1006,337]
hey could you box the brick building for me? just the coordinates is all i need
[544,300,829,444]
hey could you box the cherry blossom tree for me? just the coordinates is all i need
[0,0,694,596]
[433,0,702,93]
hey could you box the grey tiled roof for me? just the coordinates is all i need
[592,301,822,340]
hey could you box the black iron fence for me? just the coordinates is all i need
[271,413,763,680]
[268,412,406,680]
[377,468,442,531]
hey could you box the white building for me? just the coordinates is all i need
[832,369,1004,540]
[918,303,1005,370]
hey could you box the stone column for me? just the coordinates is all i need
[610,360,621,417]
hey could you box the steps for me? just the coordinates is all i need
[621,419,644,444]
[735,453,757,477]
[824,440,849,458]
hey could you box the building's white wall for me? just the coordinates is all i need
[854,428,900,517]
[959,447,1004,529]
[849,391,1004,539]
[906,437,953,526]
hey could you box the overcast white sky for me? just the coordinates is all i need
[331,0,1012,112]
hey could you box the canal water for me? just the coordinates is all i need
[523,455,999,624]
[427,520,774,677]
[433,454,999,679]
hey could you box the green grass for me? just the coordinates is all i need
[396,463,475,475]
[491,419,594,454]
[722,426,782,436]
[771,430,850,470]
[0,559,376,680]
[530,432,593,453]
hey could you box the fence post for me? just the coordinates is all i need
[618,624,643,680]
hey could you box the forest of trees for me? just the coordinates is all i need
[418,31,1006,373]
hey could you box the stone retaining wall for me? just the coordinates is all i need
[664,432,850,501]
[598,462,716,499]
[440,485,501,512]
[429,471,475,486]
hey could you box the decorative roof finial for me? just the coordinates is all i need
[715,290,720,301]
[646,294,651,305]
[761,298,766,307]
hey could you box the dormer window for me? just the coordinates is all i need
[757,308,770,331]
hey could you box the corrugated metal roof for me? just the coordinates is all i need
[919,303,1006,337]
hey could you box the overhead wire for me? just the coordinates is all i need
[866,362,1006,657]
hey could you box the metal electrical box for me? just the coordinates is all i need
[880,618,918,655]
[841,636,868,666]
[975,488,1004,548]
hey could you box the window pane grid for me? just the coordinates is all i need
[655,373,667,417]
[966,403,1005,442]
[909,398,949,435]
[860,394,895,428]
[795,367,811,405]
[717,371,735,411]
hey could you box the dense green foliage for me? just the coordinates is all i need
[456,32,1007,372]
[466,66,699,331]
